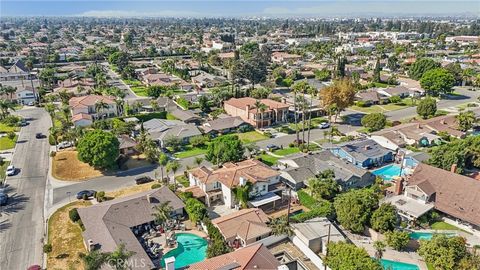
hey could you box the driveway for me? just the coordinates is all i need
[102,62,144,101]
[0,107,51,269]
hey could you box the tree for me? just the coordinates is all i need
[164,135,182,152]
[185,198,207,224]
[232,181,252,209]
[146,85,165,98]
[77,130,119,169]
[370,203,397,233]
[0,99,15,120]
[428,136,480,174]
[269,216,293,236]
[189,135,208,148]
[152,201,173,227]
[314,68,331,81]
[194,156,203,167]
[158,153,169,183]
[417,97,437,119]
[372,58,382,83]
[205,135,244,165]
[418,235,468,270]
[325,242,383,270]
[361,113,387,132]
[141,137,160,162]
[320,78,356,123]
[166,160,181,189]
[83,249,109,270]
[385,230,410,251]
[307,170,339,201]
[334,189,379,233]
[373,241,386,260]
[108,244,135,270]
[456,111,476,132]
[387,55,398,71]
[94,100,109,119]
[409,58,440,80]
[420,68,455,96]
[198,95,211,113]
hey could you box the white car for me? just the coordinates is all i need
[6,165,16,176]
[57,141,73,149]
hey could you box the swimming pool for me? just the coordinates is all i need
[380,259,419,270]
[160,233,208,268]
[409,231,457,240]
[372,164,406,181]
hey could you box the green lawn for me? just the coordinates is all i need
[273,147,301,156]
[237,131,268,143]
[166,113,177,120]
[350,105,386,114]
[174,145,208,159]
[0,135,17,150]
[0,161,10,183]
[0,123,18,133]
[130,86,148,96]
[123,79,143,86]
[258,154,279,166]
[430,221,471,234]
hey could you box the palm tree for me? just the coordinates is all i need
[95,73,107,89]
[254,99,262,128]
[456,111,476,132]
[194,156,203,167]
[0,99,15,120]
[166,160,181,190]
[152,201,173,227]
[373,241,386,260]
[306,85,318,150]
[258,103,268,129]
[108,244,135,270]
[3,85,16,100]
[292,83,300,144]
[82,249,109,270]
[94,100,109,119]
[232,181,252,209]
[158,153,169,183]
[114,98,124,116]
[269,216,294,236]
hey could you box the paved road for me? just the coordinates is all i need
[102,63,145,101]
[0,107,50,269]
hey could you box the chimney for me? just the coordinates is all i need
[441,119,446,125]
[364,145,370,150]
[450,164,457,173]
[87,239,95,251]
[146,194,152,203]
[417,124,421,129]
[394,177,404,195]
[164,256,175,270]
[239,177,247,186]
[246,105,250,119]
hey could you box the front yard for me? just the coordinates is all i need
[174,145,208,159]
[52,151,103,181]
[47,201,91,270]
[0,160,10,183]
[258,154,280,166]
[272,147,301,156]
[0,135,17,150]
[0,123,19,133]
[350,98,415,114]
[130,86,148,96]
[237,131,269,143]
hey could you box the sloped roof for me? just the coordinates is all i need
[212,208,271,242]
[202,116,247,133]
[188,243,279,270]
[69,94,115,108]
[408,164,480,226]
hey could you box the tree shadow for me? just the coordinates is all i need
[16,140,28,144]
[0,219,11,233]
[343,113,366,126]
[0,184,30,215]
[442,94,469,101]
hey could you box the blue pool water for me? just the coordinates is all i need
[160,233,208,268]
[409,232,457,240]
[372,165,406,181]
[380,259,420,270]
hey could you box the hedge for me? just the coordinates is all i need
[291,200,335,223]
[297,190,317,209]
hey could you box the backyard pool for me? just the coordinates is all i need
[160,233,208,268]
[409,231,457,240]
[380,259,420,270]
[372,164,406,181]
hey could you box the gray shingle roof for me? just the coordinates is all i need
[338,139,392,163]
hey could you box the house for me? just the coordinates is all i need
[117,135,138,155]
[386,163,480,228]
[55,77,95,95]
[15,85,38,105]
[77,187,185,270]
[170,109,202,125]
[293,217,346,255]
[191,72,227,88]
[188,159,282,208]
[188,243,280,270]
[0,59,33,81]
[71,113,93,127]
[271,52,302,64]
[278,151,376,190]
[327,139,394,169]
[377,86,415,98]
[355,90,389,105]
[69,95,117,121]
[211,208,271,247]
[143,118,202,147]
[224,97,289,128]
[201,116,250,135]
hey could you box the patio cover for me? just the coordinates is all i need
[249,192,281,207]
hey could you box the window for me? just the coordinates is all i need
[256,236,262,241]
[213,182,221,189]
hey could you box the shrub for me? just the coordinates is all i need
[356,101,367,107]
[82,194,89,200]
[69,208,80,223]
[50,151,56,157]
[263,132,272,138]
[151,183,162,189]
[291,201,335,223]
[43,244,52,253]
[95,191,105,202]
[78,219,85,231]
[297,190,317,209]
[386,230,410,251]
[7,131,15,140]
[288,142,295,148]
[48,134,56,145]
[238,125,254,133]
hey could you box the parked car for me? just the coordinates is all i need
[57,141,73,149]
[319,122,330,129]
[6,165,16,176]
[19,119,28,126]
[135,175,153,185]
[35,133,44,139]
[266,144,280,151]
[76,190,96,200]
[0,191,8,206]
[27,101,35,106]
[27,265,42,270]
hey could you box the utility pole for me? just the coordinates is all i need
[286,186,292,225]
[324,223,331,270]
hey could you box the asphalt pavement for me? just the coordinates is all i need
[0,107,51,269]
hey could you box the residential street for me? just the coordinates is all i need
[0,107,51,269]
[102,62,143,101]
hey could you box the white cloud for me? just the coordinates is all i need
[76,9,202,18]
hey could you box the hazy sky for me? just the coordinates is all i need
[1,1,479,17]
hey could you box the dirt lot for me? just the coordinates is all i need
[47,201,91,270]
[52,151,103,181]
